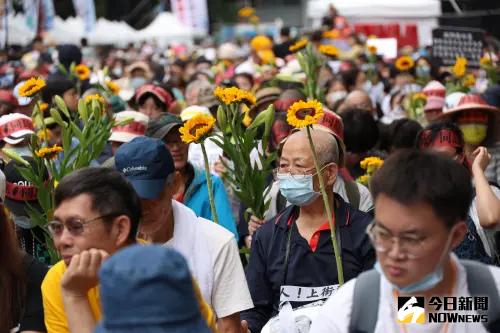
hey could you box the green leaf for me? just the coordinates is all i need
[50,108,67,127]
[78,99,89,122]
[54,95,70,118]
[2,148,30,166]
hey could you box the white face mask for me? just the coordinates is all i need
[326,91,347,106]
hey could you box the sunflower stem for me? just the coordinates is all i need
[306,125,344,285]
[201,141,219,224]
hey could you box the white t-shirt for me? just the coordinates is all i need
[468,185,500,258]
[166,200,254,318]
[310,254,500,333]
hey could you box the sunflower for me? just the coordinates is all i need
[39,102,49,113]
[463,74,476,88]
[179,114,216,144]
[105,80,120,94]
[18,77,46,97]
[286,100,324,128]
[357,174,369,186]
[37,129,52,141]
[318,44,340,58]
[322,30,340,39]
[238,6,255,18]
[250,35,272,51]
[480,56,492,67]
[214,86,256,106]
[75,64,91,81]
[395,56,415,72]
[249,15,260,24]
[85,94,106,105]
[258,49,275,65]
[367,45,377,55]
[360,156,384,173]
[289,38,308,53]
[411,93,427,104]
[35,144,63,160]
[452,56,467,78]
[241,104,252,127]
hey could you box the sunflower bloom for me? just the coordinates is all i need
[411,93,427,103]
[250,35,272,51]
[289,38,308,53]
[480,56,492,67]
[39,102,49,113]
[322,30,340,39]
[258,49,275,65]
[318,45,340,58]
[286,100,324,128]
[360,156,384,174]
[357,174,369,186]
[238,6,255,18]
[452,56,467,78]
[85,94,106,105]
[463,74,476,88]
[105,80,120,94]
[18,77,46,97]
[37,129,52,141]
[179,114,216,144]
[249,15,260,24]
[75,64,91,81]
[368,45,377,55]
[35,144,63,160]
[395,56,415,72]
[214,86,256,106]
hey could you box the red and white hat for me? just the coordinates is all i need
[0,113,35,144]
[423,81,446,98]
[109,111,149,143]
[441,94,498,118]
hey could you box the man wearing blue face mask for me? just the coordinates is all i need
[311,150,500,333]
[241,128,374,333]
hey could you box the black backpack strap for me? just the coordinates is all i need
[349,269,381,333]
[462,260,500,332]
[344,180,360,210]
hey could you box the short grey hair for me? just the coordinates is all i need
[299,128,339,166]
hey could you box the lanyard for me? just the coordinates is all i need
[392,262,457,333]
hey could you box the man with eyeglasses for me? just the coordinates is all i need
[241,128,374,333]
[40,167,142,333]
[310,150,500,333]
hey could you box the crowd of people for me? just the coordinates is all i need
[1,5,500,333]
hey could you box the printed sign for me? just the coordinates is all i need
[432,27,484,68]
[280,285,339,303]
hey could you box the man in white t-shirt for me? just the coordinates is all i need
[116,136,253,332]
[311,150,500,333]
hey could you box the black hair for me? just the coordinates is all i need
[55,167,141,242]
[415,121,465,154]
[280,27,291,37]
[389,119,423,151]
[137,92,167,110]
[371,149,473,228]
[339,65,360,91]
[234,72,254,87]
[340,107,379,153]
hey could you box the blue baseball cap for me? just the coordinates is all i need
[115,137,174,200]
[94,245,211,333]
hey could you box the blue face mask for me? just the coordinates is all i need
[277,173,320,206]
[130,77,147,89]
[374,234,452,293]
[416,66,431,78]
[11,214,33,229]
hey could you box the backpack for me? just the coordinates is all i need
[349,260,500,333]
[453,215,495,265]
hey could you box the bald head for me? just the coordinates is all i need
[283,129,339,166]
[341,90,373,113]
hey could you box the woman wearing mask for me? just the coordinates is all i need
[0,190,48,333]
[441,94,500,160]
[417,121,500,264]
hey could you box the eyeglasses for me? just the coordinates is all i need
[366,223,427,259]
[47,213,120,237]
[273,163,332,181]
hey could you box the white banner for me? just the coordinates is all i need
[280,284,339,303]
[170,0,208,34]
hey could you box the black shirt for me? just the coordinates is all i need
[241,195,375,333]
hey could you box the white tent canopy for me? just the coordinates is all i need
[3,12,202,46]
[307,0,442,46]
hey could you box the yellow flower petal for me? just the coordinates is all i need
[318,44,340,58]
[214,86,256,106]
[75,64,91,81]
[35,144,63,160]
[179,114,216,144]
[289,38,308,53]
[452,56,467,78]
[286,99,324,128]
[18,77,46,97]
[395,56,415,72]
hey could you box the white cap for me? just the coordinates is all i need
[109,111,149,143]
[180,105,212,122]
[444,92,466,112]
[0,113,35,144]
[13,81,33,106]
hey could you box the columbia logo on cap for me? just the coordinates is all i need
[122,166,147,174]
